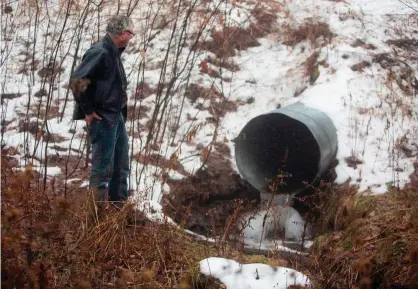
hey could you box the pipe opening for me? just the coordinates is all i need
[235,113,321,194]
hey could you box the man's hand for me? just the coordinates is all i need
[85,112,102,126]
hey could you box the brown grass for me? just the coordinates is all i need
[351,39,376,50]
[34,88,48,98]
[127,104,150,120]
[303,51,320,85]
[294,182,418,288]
[204,56,240,72]
[185,83,241,122]
[38,62,65,79]
[351,61,371,72]
[42,132,68,143]
[133,152,189,176]
[373,53,418,96]
[250,5,277,36]
[1,148,294,288]
[198,25,262,58]
[132,82,156,100]
[387,38,418,52]
[18,119,43,135]
[0,153,230,289]
[198,5,278,59]
[1,93,23,102]
[282,21,334,47]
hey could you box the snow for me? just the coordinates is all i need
[240,206,311,245]
[13,165,62,177]
[200,257,312,289]
[1,0,417,284]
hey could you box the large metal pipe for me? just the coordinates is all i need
[235,102,338,194]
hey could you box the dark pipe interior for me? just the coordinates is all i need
[235,113,321,193]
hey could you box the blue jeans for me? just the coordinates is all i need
[89,113,129,204]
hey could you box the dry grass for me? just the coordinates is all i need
[351,61,371,72]
[126,104,150,120]
[1,149,293,288]
[204,56,240,72]
[1,154,230,288]
[351,39,376,50]
[38,62,65,79]
[198,25,263,58]
[282,21,334,47]
[1,93,23,102]
[294,182,418,288]
[185,83,241,122]
[304,51,320,85]
[132,82,156,100]
[0,147,301,289]
[387,38,418,52]
[198,6,278,59]
[133,152,189,176]
[373,53,418,96]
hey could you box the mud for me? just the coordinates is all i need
[163,142,260,237]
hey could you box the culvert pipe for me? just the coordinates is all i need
[235,102,338,194]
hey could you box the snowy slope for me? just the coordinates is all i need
[1,0,417,286]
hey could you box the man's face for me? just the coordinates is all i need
[120,26,135,47]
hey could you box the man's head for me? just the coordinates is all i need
[106,15,134,48]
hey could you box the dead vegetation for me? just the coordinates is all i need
[198,25,263,58]
[0,151,230,289]
[351,61,371,72]
[37,62,65,79]
[1,147,293,289]
[282,21,334,47]
[126,104,150,120]
[387,38,418,53]
[1,93,23,102]
[351,39,376,50]
[198,6,278,59]
[373,53,418,96]
[204,55,240,72]
[304,51,320,85]
[18,119,43,135]
[133,152,189,176]
[185,83,240,122]
[132,82,156,100]
[293,182,418,288]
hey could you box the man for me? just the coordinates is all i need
[70,15,135,207]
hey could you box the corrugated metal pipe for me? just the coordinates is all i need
[235,102,338,195]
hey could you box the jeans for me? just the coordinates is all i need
[89,113,129,204]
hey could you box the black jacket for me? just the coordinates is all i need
[70,34,128,125]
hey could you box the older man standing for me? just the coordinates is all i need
[70,15,135,207]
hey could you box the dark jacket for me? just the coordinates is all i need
[70,34,128,125]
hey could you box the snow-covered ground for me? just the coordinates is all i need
[1,0,417,286]
[200,257,312,289]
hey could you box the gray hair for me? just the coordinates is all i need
[106,15,133,35]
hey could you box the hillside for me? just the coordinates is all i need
[1,0,418,288]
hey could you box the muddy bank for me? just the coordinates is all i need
[163,142,260,237]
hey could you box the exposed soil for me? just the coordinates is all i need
[163,142,260,237]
